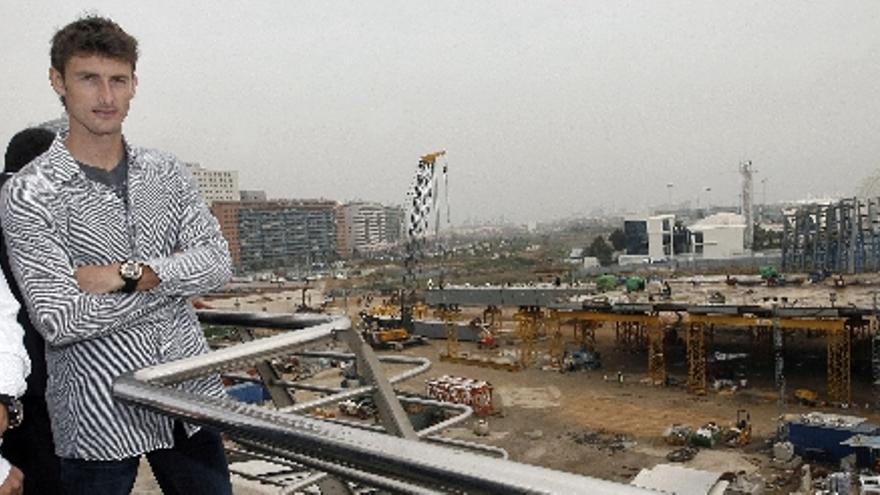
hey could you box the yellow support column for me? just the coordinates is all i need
[483,305,502,332]
[436,304,461,359]
[576,320,597,351]
[548,311,565,369]
[413,302,428,320]
[648,318,666,386]
[827,323,852,405]
[687,322,707,395]
[515,306,542,369]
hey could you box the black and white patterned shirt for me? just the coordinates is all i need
[0,131,231,460]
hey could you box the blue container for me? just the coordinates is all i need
[227,382,271,404]
[788,420,878,466]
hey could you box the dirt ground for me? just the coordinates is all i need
[384,332,880,493]
[202,281,880,493]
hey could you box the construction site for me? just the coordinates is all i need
[126,152,880,495]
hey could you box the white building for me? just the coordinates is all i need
[688,212,746,258]
[647,214,675,260]
[342,202,403,256]
[185,162,239,206]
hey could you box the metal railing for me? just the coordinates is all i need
[113,310,654,494]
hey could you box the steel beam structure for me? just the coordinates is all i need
[113,311,654,495]
[425,287,594,307]
[337,325,418,439]
[782,197,880,274]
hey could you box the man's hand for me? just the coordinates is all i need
[0,466,23,495]
[75,263,124,294]
[137,266,160,292]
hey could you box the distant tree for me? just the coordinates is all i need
[754,223,782,250]
[587,236,614,266]
[609,228,626,251]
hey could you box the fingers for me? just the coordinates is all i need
[0,466,24,495]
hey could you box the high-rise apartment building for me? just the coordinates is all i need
[384,205,404,244]
[211,202,242,268]
[185,162,239,206]
[340,202,405,257]
[335,204,350,258]
[212,200,338,272]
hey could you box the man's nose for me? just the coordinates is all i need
[97,80,114,105]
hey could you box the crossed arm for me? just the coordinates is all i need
[0,163,231,346]
[74,262,160,294]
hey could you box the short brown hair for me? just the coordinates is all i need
[50,16,138,75]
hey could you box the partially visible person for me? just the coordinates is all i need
[0,127,60,495]
[0,269,27,495]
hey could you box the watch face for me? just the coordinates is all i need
[121,261,143,280]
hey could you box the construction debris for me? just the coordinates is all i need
[664,424,694,446]
[666,446,698,463]
[773,442,795,463]
[567,428,635,453]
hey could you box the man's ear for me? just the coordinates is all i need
[131,73,138,98]
[49,67,66,98]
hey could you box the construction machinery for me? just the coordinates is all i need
[358,310,426,350]
[401,150,448,333]
[725,409,752,447]
[794,388,819,406]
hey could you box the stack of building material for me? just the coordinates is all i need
[426,375,494,416]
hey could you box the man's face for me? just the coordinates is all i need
[50,54,137,138]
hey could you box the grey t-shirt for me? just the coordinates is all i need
[77,152,128,201]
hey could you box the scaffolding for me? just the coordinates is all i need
[514,306,543,369]
[828,321,853,405]
[615,321,648,352]
[782,197,880,274]
[647,318,666,386]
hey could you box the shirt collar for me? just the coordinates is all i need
[47,129,139,185]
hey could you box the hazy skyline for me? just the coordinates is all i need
[2,1,878,224]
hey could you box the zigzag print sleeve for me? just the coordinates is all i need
[145,159,232,297]
[0,178,167,347]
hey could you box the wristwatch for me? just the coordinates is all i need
[119,260,144,293]
[0,394,23,430]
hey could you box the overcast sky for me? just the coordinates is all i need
[1,1,878,224]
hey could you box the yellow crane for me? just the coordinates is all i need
[401,150,448,331]
[420,150,446,164]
